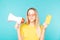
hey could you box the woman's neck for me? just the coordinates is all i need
[29,22,35,27]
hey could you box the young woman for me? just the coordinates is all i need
[15,8,51,40]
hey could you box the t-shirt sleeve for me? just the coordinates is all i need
[20,23,25,37]
[40,25,44,33]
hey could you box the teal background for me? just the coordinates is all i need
[0,0,60,40]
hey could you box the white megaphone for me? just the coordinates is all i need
[8,13,23,24]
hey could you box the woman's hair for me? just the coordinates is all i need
[26,8,40,27]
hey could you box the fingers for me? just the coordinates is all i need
[21,18,25,23]
[15,23,20,30]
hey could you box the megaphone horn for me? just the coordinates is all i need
[8,13,23,24]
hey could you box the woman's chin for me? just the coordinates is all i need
[30,20,34,22]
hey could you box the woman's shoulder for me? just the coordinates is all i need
[20,23,28,29]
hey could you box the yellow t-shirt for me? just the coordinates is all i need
[20,23,43,40]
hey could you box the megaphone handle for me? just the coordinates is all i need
[15,23,21,30]
[16,18,25,24]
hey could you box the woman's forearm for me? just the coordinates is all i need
[40,15,52,40]
[40,23,47,40]
[40,29,45,40]
[17,29,22,40]
[15,23,22,40]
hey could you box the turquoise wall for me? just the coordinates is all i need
[0,0,60,40]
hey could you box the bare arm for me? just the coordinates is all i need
[40,28,45,40]
[40,23,47,40]
[15,18,24,40]
[40,15,52,40]
[15,23,22,40]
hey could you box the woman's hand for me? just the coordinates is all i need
[43,23,48,30]
[15,18,24,40]
[21,18,25,23]
[43,15,52,30]
[15,18,24,30]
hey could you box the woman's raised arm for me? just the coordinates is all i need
[15,18,24,40]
